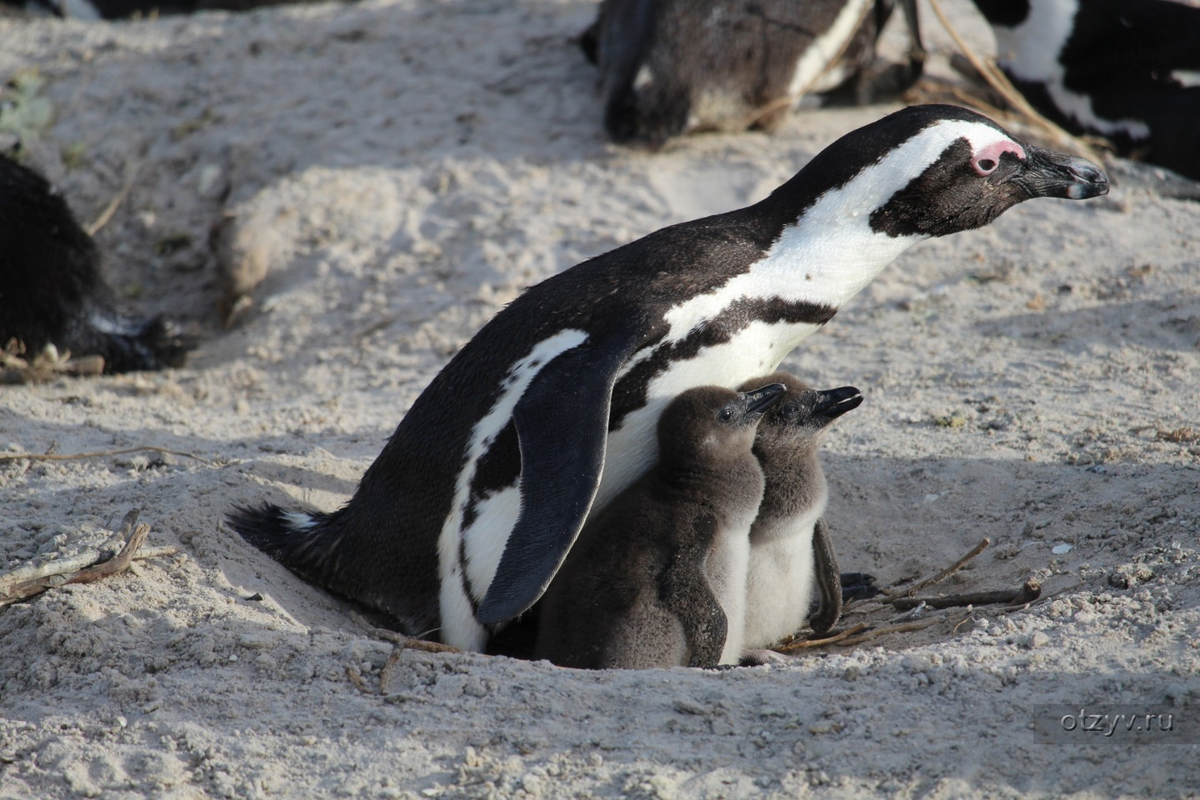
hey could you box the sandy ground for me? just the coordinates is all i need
[2,1,1199,797]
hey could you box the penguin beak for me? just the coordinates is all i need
[1013,146,1109,200]
[812,386,863,423]
[742,383,787,417]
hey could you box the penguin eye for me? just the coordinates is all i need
[973,157,998,175]
[971,140,1025,177]
[718,406,736,423]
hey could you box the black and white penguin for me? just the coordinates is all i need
[229,104,1108,652]
[534,383,785,669]
[0,156,189,374]
[581,0,925,145]
[738,372,862,649]
[971,0,1200,182]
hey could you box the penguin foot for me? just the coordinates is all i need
[738,649,790,667]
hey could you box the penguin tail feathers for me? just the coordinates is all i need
[227,503,336,585]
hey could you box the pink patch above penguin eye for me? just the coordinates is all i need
[972,139,1026,176]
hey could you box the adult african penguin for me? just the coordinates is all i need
[971,0,1200,181]
[535,383,784,669]
[738,372,862,650]
[229,104,1109,652]
[0,156,189,374]
[581,0,925,145]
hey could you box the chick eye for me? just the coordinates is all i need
[718,407,735,423]
[973,157,998,175]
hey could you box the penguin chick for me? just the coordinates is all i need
[535,383,786,669]
[0,156,189,373]
[739,372,862,651]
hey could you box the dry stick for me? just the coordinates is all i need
[0,508,139,600]
[66,520,150,584]
[0,446,211,464]
[925,0,1105,163]
[884,537,991,599]
[351,611,463,655]
[1001,580,1084,613]
[0,348,105,380]
[353,316,397,343]
[0,510,169,606]
[85,157,141,237]
[889,578,1041,611]
[774,622,870,653]
[379,646,404,695]
[835,617,940,647]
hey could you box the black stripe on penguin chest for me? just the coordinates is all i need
[609,295,839,430]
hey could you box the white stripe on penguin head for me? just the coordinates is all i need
[660,118,1027,346]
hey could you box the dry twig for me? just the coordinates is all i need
[85,157,141,236]
[835,618,940,647]
[351,611,462,655]
[890,579,1041,611]
[0,510,173,607]
[885,538,991,599]
[1002,579,1084,613]
[380,646,405,695]
[1,340,104,383]
[0,445,210,464]
[774,623,870,653]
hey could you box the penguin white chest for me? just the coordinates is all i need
[705,504,759,665]
[743,504,823,649]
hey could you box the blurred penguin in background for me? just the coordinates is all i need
[581,0,925,145]
[972,0,1200,182]
[0,156,189,374]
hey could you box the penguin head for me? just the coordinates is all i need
[768,104,1108,241]
[657,383,786,469]
[776,385,864,432]
[741,372,862,455]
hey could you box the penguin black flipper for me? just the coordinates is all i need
[476,333,638,625]
[808,518,843,636]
